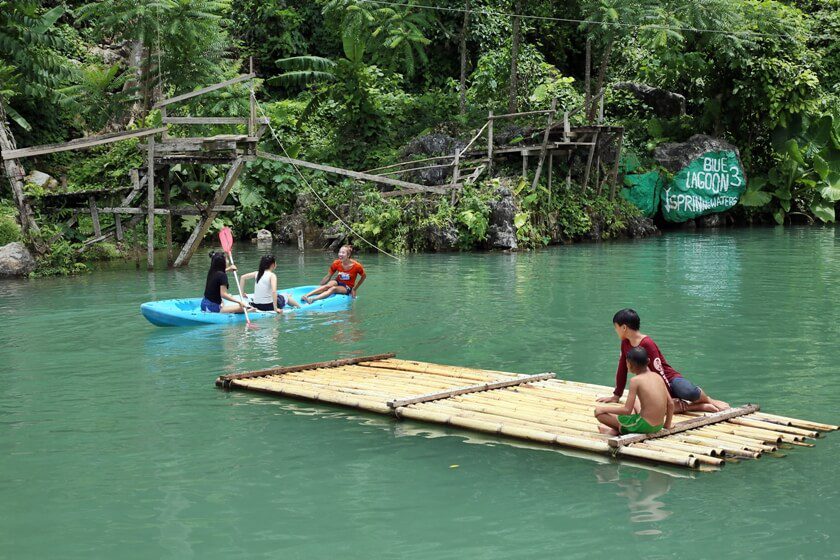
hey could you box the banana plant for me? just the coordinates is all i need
[742,113,840,223]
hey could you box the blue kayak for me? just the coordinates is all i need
[140,284,352,327]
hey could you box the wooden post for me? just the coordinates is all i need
[115,213,124,242]
[599,93,605,124]
[134,220,141,269]
[174,158,245,267]
[297,229,304,253]
[522,152,528,179]
[146,136,155,270]
[582,131,599,192]
[248,57,256,138]
[548,152,553,207]
[487,111,493,173]
[164,174,173,267]
[530,97,556,191]
[609,130,624,201]
[451,148,461,187]
[160,107,167,140]
[563,112,570,142]
[566,153,572,190]
[595,157,603,197]
[88,196,101,237]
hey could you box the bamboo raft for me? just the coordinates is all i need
[216,354,838,470]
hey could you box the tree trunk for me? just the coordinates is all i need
[141,44,152,117]
[585,37,591,117]
[122,39,146,126]
[588,38,614,122]
[0,102,45,253]
[459,0,471,114]
[508,0,523,114]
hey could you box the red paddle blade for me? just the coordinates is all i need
[219,227,233,253]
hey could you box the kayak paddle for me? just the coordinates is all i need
[219,227,257,329]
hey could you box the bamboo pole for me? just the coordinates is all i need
[699,423,791,443]
[382,359,520,379]
[750,412,838,432]
[615,446,699,469]
[731,416,818,438]
[388,373,555,408]
[336,364,488,386]
[216,353,396,386]
[395,406,612,454]
[240,379,392,414]
[427,399,600,435]
[632,441,723,466]
[417,400,604,437]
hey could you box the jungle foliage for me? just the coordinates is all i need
[1,0,839,274]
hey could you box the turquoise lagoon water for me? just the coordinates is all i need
[1,227,838,559]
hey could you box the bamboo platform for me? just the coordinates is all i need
[215,354,838,470]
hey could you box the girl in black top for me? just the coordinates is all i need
[201,252,246,313]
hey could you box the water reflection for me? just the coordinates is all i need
[594,463,675,534]
[330,307,365,345]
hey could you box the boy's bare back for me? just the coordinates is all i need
[631,371,670,426]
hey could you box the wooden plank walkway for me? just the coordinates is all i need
[216,354,838,470]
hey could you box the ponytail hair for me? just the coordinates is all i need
[256,254,276,283]
[207,251,227,284]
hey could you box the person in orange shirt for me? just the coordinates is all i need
[302,245,366,303]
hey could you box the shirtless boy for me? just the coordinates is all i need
[595,346,674,436]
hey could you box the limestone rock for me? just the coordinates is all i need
[274,194,321,245]
[653,135,742,173]
[614,82,686,118]
[697,213,725,228]
[0,242,36,276]
[255,229,273,242]
[625,216,659,238]
[423,222,459,251]
[401,134,465,185]
[25,170,59,191]
[487,187,518,251]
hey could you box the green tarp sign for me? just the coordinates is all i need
[621,171,663,218]
[660,150,746,222]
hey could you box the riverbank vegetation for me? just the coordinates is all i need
[1,0,838,274]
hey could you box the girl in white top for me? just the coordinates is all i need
[238,255,301,313]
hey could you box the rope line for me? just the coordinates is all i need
[358,0,835,41]
[249,88,402,261]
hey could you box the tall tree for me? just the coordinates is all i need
[459,0,471,114]
[77,0,232,118]
[507,0,522,113]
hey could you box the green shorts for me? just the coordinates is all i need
[618,414,664,435]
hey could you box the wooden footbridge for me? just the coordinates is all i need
[216,354,837,470]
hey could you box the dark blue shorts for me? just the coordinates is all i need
[670,376,702,401]
[336,282,352,295]
[200,297,221,313]
[251,295,286,312]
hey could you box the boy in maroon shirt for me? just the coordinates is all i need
[596,308,729,413]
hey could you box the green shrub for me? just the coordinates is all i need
[0,214,21,245]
